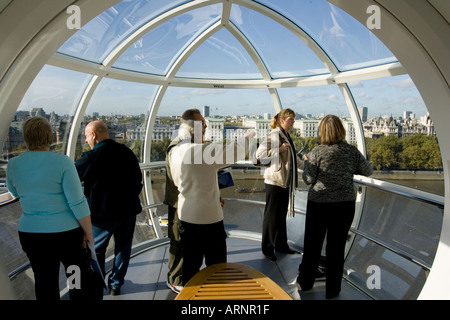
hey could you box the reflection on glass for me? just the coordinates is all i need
[114,4,222,75]
[359,186,442,266]
[176,28,263,79]
[345,235,427,299]
[255,0,397,70]
[58,0,191,63]
[230,4,328,77]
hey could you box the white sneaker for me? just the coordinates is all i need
[166,281,183,294]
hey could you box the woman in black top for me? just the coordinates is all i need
[297,114,373,299]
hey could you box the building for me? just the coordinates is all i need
[205,117,224,143]
[363,116,400,138]
[242,119,271,141]
[403,110,414,120]
[203,105,210,118]
[224,126,254,142]
[342,119,357,144]
[358,106,368,122]
[294,119,320,138]
[127,123,179,141]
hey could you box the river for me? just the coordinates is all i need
[218,169,445,200]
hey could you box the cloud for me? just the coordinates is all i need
[348,81,363,88]
[295,92,312,98]
[391,77,414,88]
[189,89,226,96]
[328,94,338,102]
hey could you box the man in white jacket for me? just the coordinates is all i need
[169,112,254,285]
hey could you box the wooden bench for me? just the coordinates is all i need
[175,262,292,300]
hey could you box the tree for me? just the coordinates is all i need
[400,134,442,169]
[366,135,402,170]
[365,134,442,170]
[150,138,171,161]
[292,136,319,155]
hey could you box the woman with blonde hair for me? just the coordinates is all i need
[297,114,373,299]
[256,108,300,261]
[6,117,95,300]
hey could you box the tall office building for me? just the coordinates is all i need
[203,105,210,117]
[358,106,368,122]
[404,110,414,120]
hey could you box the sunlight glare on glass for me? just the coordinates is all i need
[254,0,397,70]
[176,28,263,80]
[113,3,222,75]
[57,0,191,63]
[230,4,329,77]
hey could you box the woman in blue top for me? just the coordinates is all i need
[6,117,95,300]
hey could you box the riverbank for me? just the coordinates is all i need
[371,170,444,181]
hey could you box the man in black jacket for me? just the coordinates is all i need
[75,120,142,296]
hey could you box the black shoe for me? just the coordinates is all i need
[263,251,277,261]
[315,266,326,281]
[326,292,340,299]
[296,274,311,292]
[296,275,302,291]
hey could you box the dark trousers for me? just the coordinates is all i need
[93,215,136,290]
[167,205,183,286]
[19,227,94,300]
[298,200,355,296]
[179,220,227,285]
[261,183,290,253]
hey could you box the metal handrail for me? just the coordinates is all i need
[354,179,444,209]
[8,262,31,280]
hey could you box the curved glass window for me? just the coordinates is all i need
[255,0,397,71]
[18,65,92,116]
[58,0,191,63]
[8,65,92,156]
[76,78,159,162]
[277,85,349,118]
[349,75,427,119]
[113,4,222,75]
[349,75,443,195]
[230,4,328,77]
[158,86,275,118]
[176,28,263,79]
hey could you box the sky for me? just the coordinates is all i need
[17,0,429,120]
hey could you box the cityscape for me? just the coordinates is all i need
[2,105,436,158]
